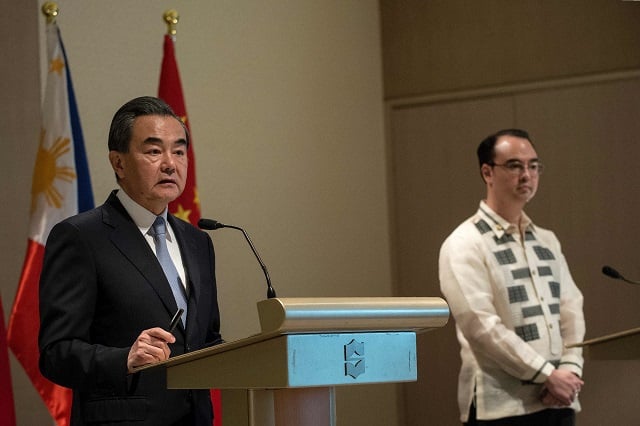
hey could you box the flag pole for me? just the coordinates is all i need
[41,1,59,23]
[163,9,179,41]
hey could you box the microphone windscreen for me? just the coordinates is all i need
[198,218,224,230]
[602,265,622,279]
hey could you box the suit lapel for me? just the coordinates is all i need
[102,192,180,318]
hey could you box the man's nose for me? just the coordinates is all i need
[520,166,533,179]
[161,152,176,172]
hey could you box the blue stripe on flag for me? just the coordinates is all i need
[57,27,94,212]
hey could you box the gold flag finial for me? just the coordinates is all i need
[163,9,179,37]
[42,2,59,24]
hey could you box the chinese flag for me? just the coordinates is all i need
[158,33,221,426]
[159,34,202,225]
[7,22,94,426]
[1,295,17,426]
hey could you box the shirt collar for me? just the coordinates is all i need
[115,189,168,233]
[477,200,535,238]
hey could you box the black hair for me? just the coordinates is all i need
[108,96,189,153]
[477,128,532,168]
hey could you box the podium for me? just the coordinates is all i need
[567,326,640,360]
[144,297,449,425]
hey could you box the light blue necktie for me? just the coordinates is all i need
[150,216,188,326]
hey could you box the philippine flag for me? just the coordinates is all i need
[7,20,94,426]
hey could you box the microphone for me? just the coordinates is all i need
[198,218,277,298]
[602,265,640,285]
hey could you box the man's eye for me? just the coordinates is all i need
[507,163,524,171]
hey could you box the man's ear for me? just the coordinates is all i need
[481,164,492,183]
[109,151,125,180]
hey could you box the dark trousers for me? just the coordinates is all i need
[465,403,575,426]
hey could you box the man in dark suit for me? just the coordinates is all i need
[39,96,222,425]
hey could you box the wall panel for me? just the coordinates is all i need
[389,75,640,426]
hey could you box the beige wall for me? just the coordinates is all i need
[380,0,640,99]
[382,1,640,425]
[2,1,396,425]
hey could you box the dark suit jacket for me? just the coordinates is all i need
[39,190,222,426]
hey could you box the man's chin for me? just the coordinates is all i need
[522,191,536,203]
[513,188,535,202]
[155,188,183,203]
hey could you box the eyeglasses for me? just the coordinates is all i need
[490,160,544,176]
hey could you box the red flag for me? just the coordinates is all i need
[159,34,202,225]
[0,295,17,426]
[158,34,221,426]
[7,22,94,426]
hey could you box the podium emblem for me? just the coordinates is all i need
[344,339,365,379]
